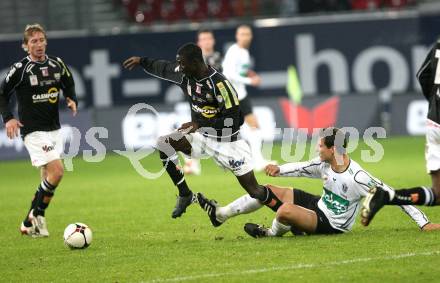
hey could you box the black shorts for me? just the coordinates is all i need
[293,189,343,235]
[239,96,253,117]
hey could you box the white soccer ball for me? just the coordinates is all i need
[63,223,92,249]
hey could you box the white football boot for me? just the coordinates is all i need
[28,209,50,237]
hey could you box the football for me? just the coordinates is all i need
[63,223,93,249]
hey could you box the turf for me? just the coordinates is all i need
[1,136,439,282]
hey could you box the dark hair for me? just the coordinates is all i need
[319,127,348,154]
[177,43,204,64]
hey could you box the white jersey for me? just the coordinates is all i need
[222,43,252,100]
[279,158,429,232]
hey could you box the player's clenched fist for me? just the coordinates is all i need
[265,164,280,176]
[123,56,141,70]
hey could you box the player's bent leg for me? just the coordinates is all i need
[45,159,64,185]
[264,184,293,204]
[37,159,64,212]
[156,132,195,218]
[40,166,48,180]
[276,203,318,234]
[198,182,287,227]
[236,171,283,212]
[244,203,318,239]
[198,191,266,226]
[21,131,63,237]
[431,169,440,205]
[207,184,292,227]
[28,159,64,237]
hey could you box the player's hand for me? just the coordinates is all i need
[249,74,261,86]
[66,97,77,116]
[422,223,440,231]
[247,70,257,77]
[178,122,199,134]
[123,56,141,70]
[5,118,23,139]
[265,164,280,177]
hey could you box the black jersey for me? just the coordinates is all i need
[416,41,440,124]
[204,51,222,72]
[140,57,243,139]
[0,55,77,137]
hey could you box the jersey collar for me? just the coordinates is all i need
[27,55,48,64]
[194,66,216,82]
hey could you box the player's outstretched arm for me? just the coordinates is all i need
[123,56,183,84]
[272,158,322,178]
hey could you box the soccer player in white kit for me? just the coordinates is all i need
[222,25,273,171]
[198,128,440,236]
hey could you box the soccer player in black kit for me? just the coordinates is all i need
[362,39,440,227]
[182,29,223,175]
[0,24,78,237]
[123,43,283,219]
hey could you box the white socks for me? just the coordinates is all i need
[216,194,263,223]
[216,194,293,238]
[267,218,291,237]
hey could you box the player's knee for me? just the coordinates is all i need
[47,163,64,183]
[264,184,275,190]
[276,203,293,223]
[55,164,64,180]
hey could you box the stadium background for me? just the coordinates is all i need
[1,0,439,161]
[2,1,440,282]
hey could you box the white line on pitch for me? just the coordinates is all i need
[145,250,440,283]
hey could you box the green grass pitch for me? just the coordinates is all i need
[1,136,439,282]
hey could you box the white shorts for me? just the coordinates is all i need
[425,119,440,173]
[185,132,253,176]
[24,130,63,167]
